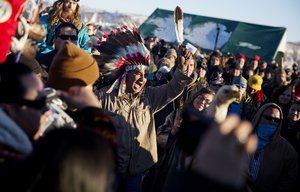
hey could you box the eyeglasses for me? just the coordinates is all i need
[263,115,281,123]
[58,35,78,41]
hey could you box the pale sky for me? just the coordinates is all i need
[80,0,300,42]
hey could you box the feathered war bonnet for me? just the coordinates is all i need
[95,26,150,97]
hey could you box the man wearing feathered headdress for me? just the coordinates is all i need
[94,27,193,191]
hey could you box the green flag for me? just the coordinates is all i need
[139,8,286,61]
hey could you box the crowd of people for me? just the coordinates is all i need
[0,0,299,192]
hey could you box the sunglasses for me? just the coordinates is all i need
[6,97,48,112]
[58,35,78,41]
[263,115,280,123]
[235,84,246,88]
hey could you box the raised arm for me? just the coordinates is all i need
[147,46,193,112]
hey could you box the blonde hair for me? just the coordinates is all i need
[271,68,287,87]
[48,0,81,29]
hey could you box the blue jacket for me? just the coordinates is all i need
[38,15,91,55]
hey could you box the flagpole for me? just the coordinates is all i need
[214,23,220,51]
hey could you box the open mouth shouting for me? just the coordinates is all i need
[126,69,147,93]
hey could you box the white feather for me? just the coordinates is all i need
[117,43,149,59]
[177,19,184,43]
[174,6,184,44]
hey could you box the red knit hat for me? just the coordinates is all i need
[236,53,246,62]
[254,55,260,61]
[239,53,245,59]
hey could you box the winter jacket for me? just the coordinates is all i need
[156,72,201,150]
[0,108,32,172]
[281,119,300,190]
[1,107,117,192]
[95,70,191,175]
[37,15,91,56]
[168,171,247,192]
[247,103,298,192]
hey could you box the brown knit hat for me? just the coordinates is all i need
[47,41,99,91]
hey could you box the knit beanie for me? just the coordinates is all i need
[236,53,246,62]
[5,54,48,78]
[230,62,241,70]
[47,41,99,91]
[254,55,260,61]
[232,76,247,87]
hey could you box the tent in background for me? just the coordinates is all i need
[139,8,287,61]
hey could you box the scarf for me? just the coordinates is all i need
[253,90,264,107]
[256,123,277,150]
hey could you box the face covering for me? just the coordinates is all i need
[256,123,277,150]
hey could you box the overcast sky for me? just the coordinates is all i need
[80,0,300,42]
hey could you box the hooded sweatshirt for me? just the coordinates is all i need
[247,103,298,192]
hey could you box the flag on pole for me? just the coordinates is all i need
[139,8,286,61]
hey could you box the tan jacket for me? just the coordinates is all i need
[96,70,191,175]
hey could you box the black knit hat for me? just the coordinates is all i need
[0,61,32,103]
[0,61,47,110]
[6,54,48,79]
[229,62,241,70]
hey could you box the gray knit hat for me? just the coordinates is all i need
[232,76,247,87]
